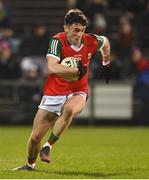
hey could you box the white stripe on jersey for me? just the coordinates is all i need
[54,40,58,55]
[98,36,106,51]
[51,40,55,54]
[51,39,58,55]
[53,40,56,54]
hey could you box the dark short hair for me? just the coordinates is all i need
[64,9,88,26]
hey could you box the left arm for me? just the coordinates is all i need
[100,36,110,66]
[92,34,111,83]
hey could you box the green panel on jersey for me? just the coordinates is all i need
[90,33,104,51]
[47,38,61,59]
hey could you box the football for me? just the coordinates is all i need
[61,57,79,81]
[61,57,79,68]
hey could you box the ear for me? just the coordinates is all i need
[64,25,69,33]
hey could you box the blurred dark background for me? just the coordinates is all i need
[0,0,149,125]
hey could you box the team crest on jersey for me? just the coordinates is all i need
[74,55,81,61]
[88,53,91,59]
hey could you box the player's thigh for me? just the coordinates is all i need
[63,94,86,115]
[32,108,59,138]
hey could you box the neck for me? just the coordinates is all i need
[67,37,82,47]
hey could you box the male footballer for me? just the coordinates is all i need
[13,9,111,170]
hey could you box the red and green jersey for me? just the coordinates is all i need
[44,32,104,95]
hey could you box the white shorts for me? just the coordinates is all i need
[38,92,87,116]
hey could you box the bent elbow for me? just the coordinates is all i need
[48,67,55,74]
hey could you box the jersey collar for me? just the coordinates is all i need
[65,33,84,52]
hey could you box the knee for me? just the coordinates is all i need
[30,133,42,143]
[63,104,76,118]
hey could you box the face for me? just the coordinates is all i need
[64,23,86,46]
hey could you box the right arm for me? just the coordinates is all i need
[46,37,78,79]
[47,56,78,78]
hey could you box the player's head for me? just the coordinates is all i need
[64,9,88,26]
[64,9,88,46]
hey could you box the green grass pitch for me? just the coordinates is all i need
[0,125,149,179]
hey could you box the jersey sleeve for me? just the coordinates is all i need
[90,34,105,51]
[46,38,61,61]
